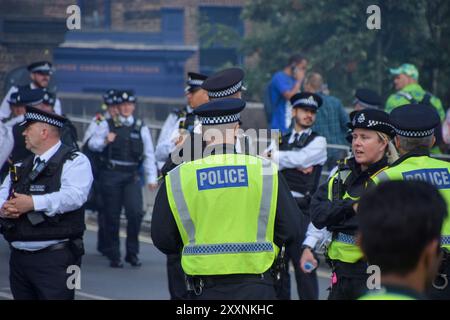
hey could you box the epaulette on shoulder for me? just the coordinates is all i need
[69,152,79,161]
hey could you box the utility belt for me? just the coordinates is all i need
[186,270,275,296]
[328,259,369,278]
[10,238,84,257]
[105,159,139,172]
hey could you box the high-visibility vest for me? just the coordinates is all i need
[371,155,450,251]
[358,289,416,300]
[166,153,279,276]
[326,169,363,263]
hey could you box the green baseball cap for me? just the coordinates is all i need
[389,63,419,81]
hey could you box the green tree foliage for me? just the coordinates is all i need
[242,0,450,107]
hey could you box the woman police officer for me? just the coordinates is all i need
[302,109,397,300]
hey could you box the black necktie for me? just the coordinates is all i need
[34,157,44,168]
[294,133,300,143]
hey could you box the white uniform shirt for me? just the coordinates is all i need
[271,128,327,170]
[0,122,14,168]
[88,115,158,184]
[0,140,93,250]
[0,84,62,120]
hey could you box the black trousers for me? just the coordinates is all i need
[187,273,277,300]
[167,254,188,300]
[100,169,143,261]
[327,260,368,300]
[9,246,81,300]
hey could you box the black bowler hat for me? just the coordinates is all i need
[201,67,245,99]
[354,88,382,109]
[20,106,66,128]
[17,88,46,107]
[116,90,136,104]
[8,91,23,106]
[390,104,440,138]
[42,91,56,107]
[194,98,246,125]
[185,72,208,93]
[103,89,118,106]
[290,92,322,111]
[27,61,53,75]
[348,109,395,138]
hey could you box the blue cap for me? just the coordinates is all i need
[103,89,118,105]
[354,88,382,109]
[8,91,22,106]
[42,91,56,107]
[390,104,440,138]
[17,88,46,107]
[194,98,246,125]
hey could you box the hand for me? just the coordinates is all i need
[148,183,158,191]
[298,166,314,174]
[105,132,117,144]
[294,67,306,82]
[3,193,34,218]
[352,202,359,213]
[300,247,318,273]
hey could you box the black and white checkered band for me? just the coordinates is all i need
[188,79,204,86]
[366,120,394,129]
[25,112,64,128]
[207,81,242,98]
[395,127,434,138]
[199,113,240,125]
[292,98,318,108]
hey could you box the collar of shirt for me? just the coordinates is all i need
[186,105,193,114]
[119,115,134,126]
[288,128,312,144]
[34,140,62,164]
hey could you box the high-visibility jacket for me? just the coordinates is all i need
[166,153,279,276]
[371,154,450,251]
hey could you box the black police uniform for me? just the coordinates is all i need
[274,92,324,300]
[82,89,118,255]
[0,107,87,300]
[151,98,301,300]
[99,91,147,267]
[310,109,394,300]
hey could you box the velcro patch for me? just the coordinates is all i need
[196,166,248,191]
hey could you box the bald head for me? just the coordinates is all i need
[304,72,323,93]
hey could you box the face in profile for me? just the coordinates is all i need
[31,72,50,88]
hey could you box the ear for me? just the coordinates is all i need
[430,135,436,148]
[420,239,441,278]
[394,136,400,149]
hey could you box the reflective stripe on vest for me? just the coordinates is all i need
[326,170,363,263]
[169,158,275,248]
[371,156,450,250]
[336,233,356,245]
[166,154,279,275]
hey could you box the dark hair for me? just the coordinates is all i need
[287,54,306,67]
[358,180,446,274]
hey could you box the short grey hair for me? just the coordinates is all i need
[397,135,434,153]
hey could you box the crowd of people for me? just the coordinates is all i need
[0,55,449,301]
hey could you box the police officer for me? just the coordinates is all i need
[82,89,120,255]
[353,88,382,111]
[358,180,446,300]
[308,109,397,300]
[0,106,93,300]
[155,72,208,168]
[370,104,450,299]
[151,98,301,300]
[0,61,62,120]
[88,90,158,268]
[268,92,327,300]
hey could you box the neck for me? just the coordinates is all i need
[283,67,292,77]
[381,271,425,294]
[34,139,59,156]
[294,124,307,133]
